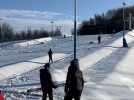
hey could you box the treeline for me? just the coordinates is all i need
[0,23,62,42]
[78,5,134,35]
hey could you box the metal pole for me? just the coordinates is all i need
[74,0,77,60]
[51,21,54,37]
[0,23,2,35]
[0,19,3,40]
[123,2,125,39]
[129,13,132,31]
[0,19,1,34]
[122,2,128,48]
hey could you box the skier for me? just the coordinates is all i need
[64,59,84,100]
[48,48,53,63]
[40,63,57,100]
[0,90,4,100]
[98,35,101,44]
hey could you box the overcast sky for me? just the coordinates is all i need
[0,0,134,34]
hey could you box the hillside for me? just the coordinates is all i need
[0,31,134,99]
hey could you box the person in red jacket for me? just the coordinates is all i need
[0,90,4,100]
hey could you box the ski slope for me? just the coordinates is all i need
[1,31,134,99]
[0,53,67,81]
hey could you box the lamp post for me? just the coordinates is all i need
[51,21,54,37]
[129,13,132,31]
[122,2,128,47]
[0,18,2,35]
[0,18,3,40]
[74,0,77,60]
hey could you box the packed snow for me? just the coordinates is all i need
[0,31,134,100]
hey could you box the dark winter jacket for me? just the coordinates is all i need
[40,68,55,89]
[65,59,84,94]
[48,49,53,56]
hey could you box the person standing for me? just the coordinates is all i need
[48,48,53,63]
[40,63,57,100]
[98,35,101,44]
[64,59,84,100]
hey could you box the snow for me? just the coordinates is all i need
[0,53,67,81]
[1,31,134,99]
[15,37,52,47]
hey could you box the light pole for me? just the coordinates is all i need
[51,21,54,37]
[122,2,128,47]
[74,0,77,60]
[129,13,132,31]
[0,18,2,35]
[0,18,3,40]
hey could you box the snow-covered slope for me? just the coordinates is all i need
[1,31,134,99]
